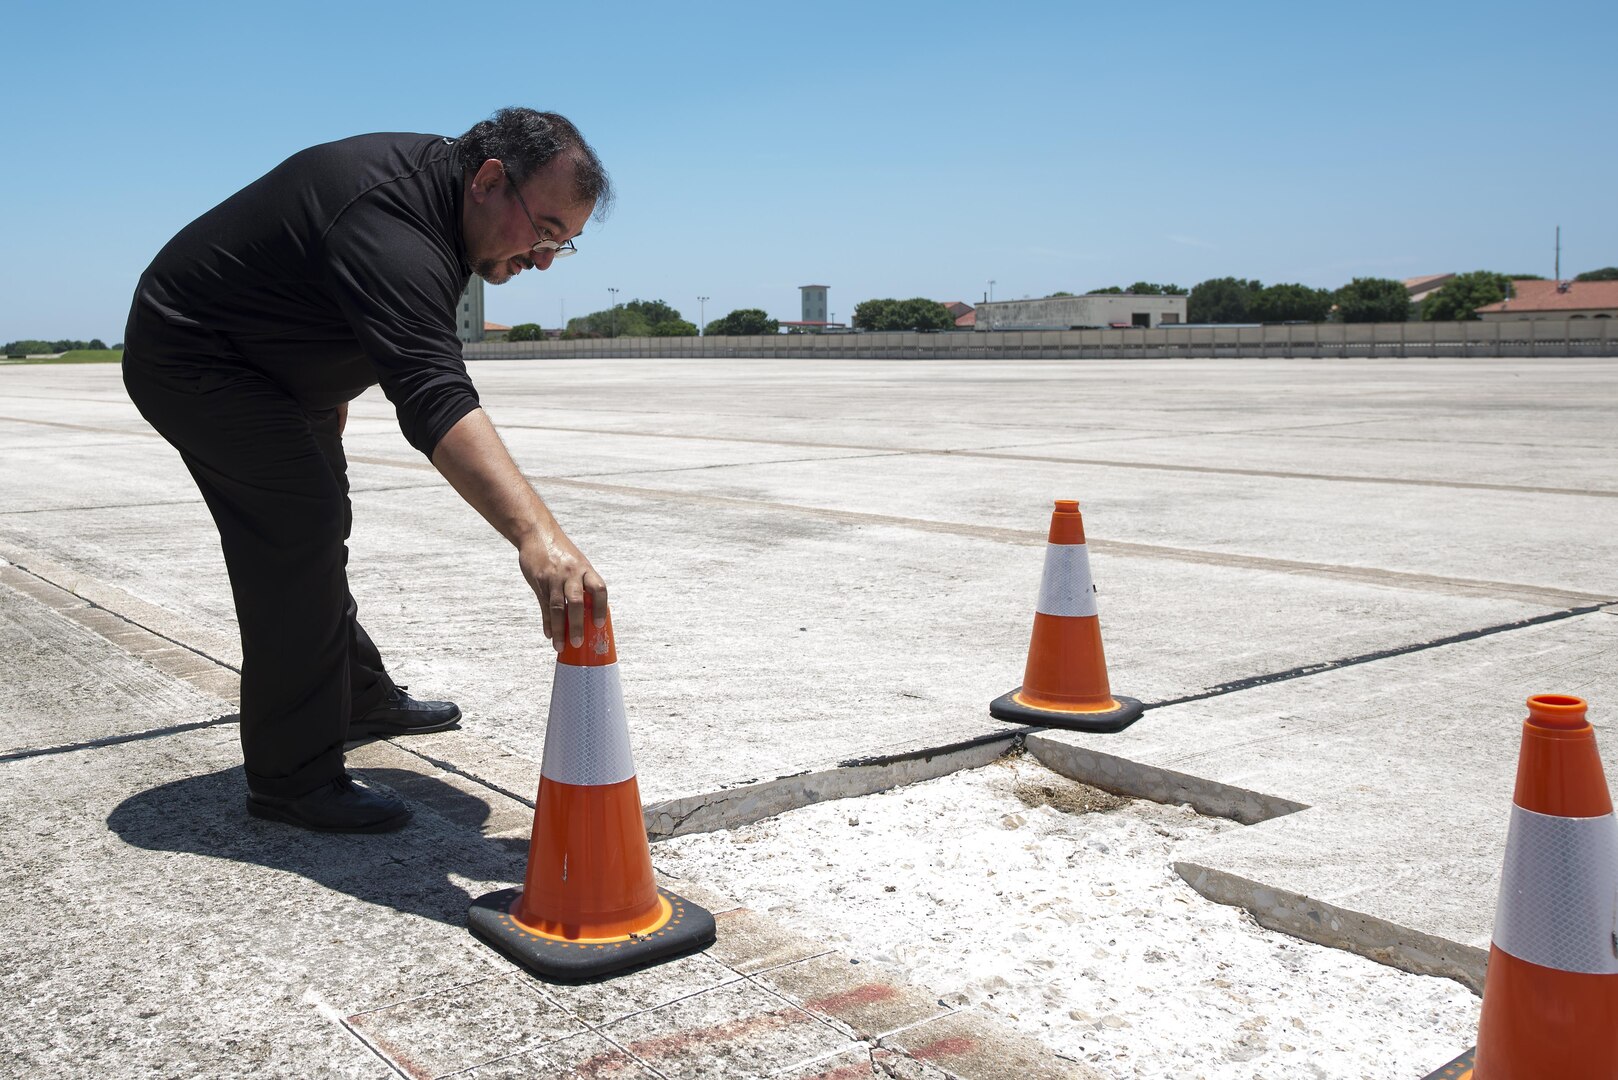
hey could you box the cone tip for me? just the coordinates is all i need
[1525,693,1588,731]
[558,593,616,666]
[1053,499,1080,514]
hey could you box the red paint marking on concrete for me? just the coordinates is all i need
[910,1035,978,1061]
[806,982,900,1014]
[623,1005,811,1060]
[558,1049,647,1079]
[797,1063,877,1080]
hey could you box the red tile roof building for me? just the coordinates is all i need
[941,301,976,328]
[1475,280,1618,321]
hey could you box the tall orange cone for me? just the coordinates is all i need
[469,596,715,980]
[1423,694,1618,1080]
[990,499,1143,733]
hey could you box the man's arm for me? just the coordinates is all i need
[430,408,607,650]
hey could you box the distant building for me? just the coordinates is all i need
[973,292,1186,331]
[457,279,486,343]
[782,284,844,332]
[1403,273,1455,318]
[483,321,511,342]
[800,285,828,323]
[1475,280,1618,321]
[942,301,976,329]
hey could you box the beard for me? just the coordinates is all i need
[473,258,510,284]
[473,253,534,285]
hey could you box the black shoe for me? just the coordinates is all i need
[349,685,462,739]
[247,773,412,833]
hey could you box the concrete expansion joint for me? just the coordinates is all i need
[386,740,537,811]
[1024,735,1309,826]
[1148,600,1613,712]
[302,987,412,1080]
[0,712,236,765]
[1171,861,1490,994]
[0,556,240,673]
[646,733,1018,841]
[561,448,912,482]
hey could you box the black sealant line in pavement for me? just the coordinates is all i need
[379,740,540,811]
[1143,602,1613,711]
[349,451,1615,608]
[560,449,914,481]
[0,713,238,765]
[6,409,1614,499]
[486,420,1618,500]
[0,483,446,518]
[2,560,241,672]
[838,729,1026,769]
[0,497,204,517]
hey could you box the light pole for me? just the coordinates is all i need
[697,295,709,336]
[988,279,996,303]
[607,287,619,337]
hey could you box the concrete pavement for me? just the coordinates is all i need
[1,354,1613,1076]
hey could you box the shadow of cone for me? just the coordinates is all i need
[1424,694,1618,1079]
[990,499,1143,733]
[468,596,715,981]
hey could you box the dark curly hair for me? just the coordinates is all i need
[457,107,613,220]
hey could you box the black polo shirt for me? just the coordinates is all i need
[128,132,482,458]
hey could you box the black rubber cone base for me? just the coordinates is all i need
[469,886,717,982]
[989,688,1145,733]
[1420,1047,1474,1080]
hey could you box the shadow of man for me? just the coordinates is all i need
[107,756,532,929]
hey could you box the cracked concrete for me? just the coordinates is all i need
[2,354,1615,1077]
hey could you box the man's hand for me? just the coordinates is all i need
[518,532,608,651]
[431,408,609,650]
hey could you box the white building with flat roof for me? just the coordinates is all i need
[974,293,1186,331]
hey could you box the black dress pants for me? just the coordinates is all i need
[122,327,394,798]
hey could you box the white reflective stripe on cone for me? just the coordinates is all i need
[1492,804,1618,975]
[1036,543,1099,618]
[540,663,637,787]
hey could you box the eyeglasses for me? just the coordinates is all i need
[505,167,577,259]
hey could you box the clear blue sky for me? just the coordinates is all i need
[5,0,1615,342]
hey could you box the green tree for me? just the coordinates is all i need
[704,309,779,336]
[1124,282,1187,296]
[505,323,545,341]
[1187,277,1262,323]
[1086,286,1124,295]
[1420,271,1512,321]
[899,298,954,331]
[3,339,99,354]
[623,299,684,326]
[851,299,897,330]
[1575,267,1618,282]
[1249,283,1332,323]
[1049,291,1075,297]
[566,307,650,338]
[1333,278,1411,323]
[647,319,698,337]
[851,298,953,331]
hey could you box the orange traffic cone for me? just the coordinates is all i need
[990,499,1143,733]
[1424,694,1618,1080]
[469,597,715,980]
